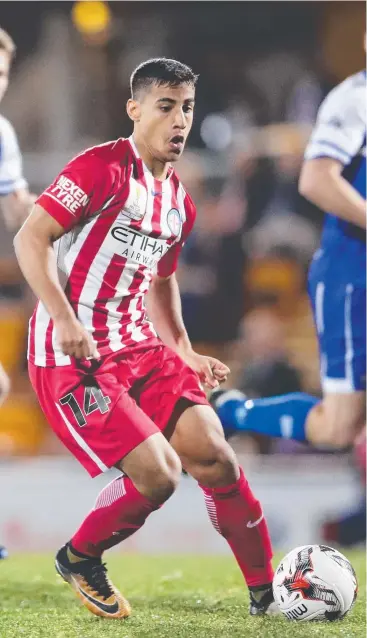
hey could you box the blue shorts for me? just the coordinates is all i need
[308,249,366,394]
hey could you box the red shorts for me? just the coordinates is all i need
[29,340,209,477]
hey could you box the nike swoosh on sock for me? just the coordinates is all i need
[247,513,264,528]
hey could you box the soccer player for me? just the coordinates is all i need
[211,69,366,450]
[0,28,35,229]
[0,27,35,560]
[14,58,276,618]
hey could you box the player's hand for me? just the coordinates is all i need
[183,351,230,389]
[54,316,99,360]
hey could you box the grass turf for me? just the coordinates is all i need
[0,551,365,638]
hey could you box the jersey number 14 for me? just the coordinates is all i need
[60,386,111,427]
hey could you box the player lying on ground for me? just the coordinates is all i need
[0,27,36,561]
[14,58,276,619]
[211,69,366,449]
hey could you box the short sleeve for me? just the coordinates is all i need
[0,117,27,195]
[157,192,196,277]
[36,153,113,231]
[304,76,366,165]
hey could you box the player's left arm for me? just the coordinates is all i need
[299,80,366,229]
[147,273,229,388]
[147,196,229,388]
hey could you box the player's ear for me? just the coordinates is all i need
[126,99,141,123]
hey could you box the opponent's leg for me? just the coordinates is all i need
[211,387,365,448]
[211,389,318,442]
[170,402,276,616]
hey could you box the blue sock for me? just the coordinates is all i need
[216,390,320,442]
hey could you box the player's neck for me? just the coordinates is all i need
[132,135,170,181]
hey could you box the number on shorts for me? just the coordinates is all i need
[60,386,111,427]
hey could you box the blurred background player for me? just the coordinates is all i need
[212,68,366,451]
[0,28,35,229]
[14,58,276,619]
[0,26,35,560]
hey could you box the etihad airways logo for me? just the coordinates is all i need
[49,176,89,214]
[110,225,170,269]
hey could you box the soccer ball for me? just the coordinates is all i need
[272,545,357,621]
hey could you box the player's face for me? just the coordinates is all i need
[0,51,10,103]
[129,83,195,162]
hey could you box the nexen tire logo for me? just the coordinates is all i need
[49,176,89,214]
[111,226,169,268]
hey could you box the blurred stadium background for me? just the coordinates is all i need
[0,1,365,554]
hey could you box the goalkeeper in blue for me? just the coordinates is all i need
[212,70,366,450]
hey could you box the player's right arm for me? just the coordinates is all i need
[13,152,114,360]
[299,76,366,229]
[13,205,98,359]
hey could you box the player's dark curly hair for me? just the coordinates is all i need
[130,58,198,98]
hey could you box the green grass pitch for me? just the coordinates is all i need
[0,551,365,637]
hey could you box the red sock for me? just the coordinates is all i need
[71,475,160,557]
[200,467,274,587]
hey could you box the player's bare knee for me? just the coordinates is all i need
[137,450,181,503]
[190,437,238,486]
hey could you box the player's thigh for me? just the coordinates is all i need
[309,267,366,395]
[28,359,173,480]
[170,402,238,475]
[134,343,209,436]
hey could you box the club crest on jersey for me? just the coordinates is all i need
[120,180,146,221]
[167,208,182,237]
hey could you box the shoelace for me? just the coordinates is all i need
[86,563,115,600]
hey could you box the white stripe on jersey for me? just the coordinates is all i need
[176,184,187,242]
[76,232,121,349]
[33,303,49,367]
[125,268,155,343]
[106,262,142,352]
[139,171,155,236]
[62,216,100,276]
[315,282,325,334]
[344,284,355,390]
[160,179,175,239]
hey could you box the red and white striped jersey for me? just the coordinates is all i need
[28,137,196,367]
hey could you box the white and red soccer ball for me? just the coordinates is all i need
[272,544,357,622]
